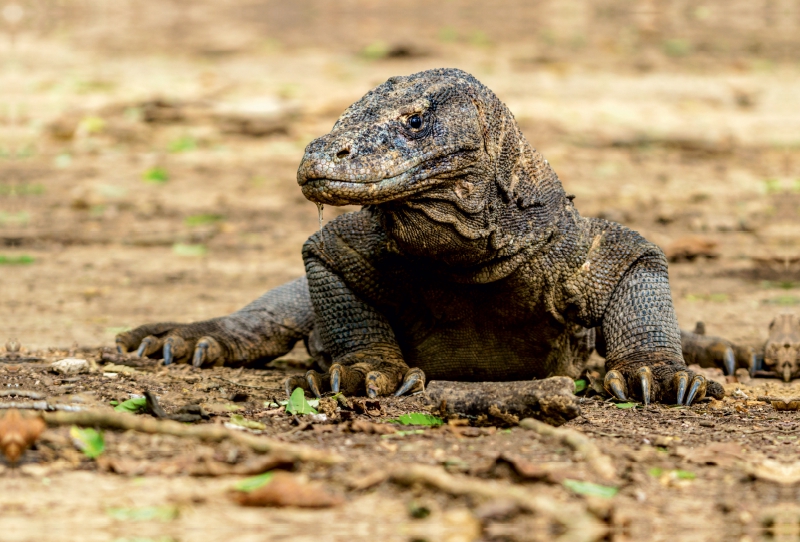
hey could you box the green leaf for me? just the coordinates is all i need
[70,426,105,459]
[171,243,208,257]
[361,41,389,60]
[229,415,266,431]
[562,479,618,498]
[649,467,696,480]
[114,397,147,413]
[168,135,197,153]
[107,506,179,522]
[0,255,34,265]
[614,402,639,409]
[142,167,169,184]
[184,213,224,227]
[233,471,274,492]
[285,387,318,415]
[574,379,587,393]
[109,400,119,406]
[392,413,444,426]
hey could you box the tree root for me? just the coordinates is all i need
[41,410,341,464]
[389,464,605,540]
[519,418,615,481]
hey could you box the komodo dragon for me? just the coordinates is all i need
[117,68,725,405]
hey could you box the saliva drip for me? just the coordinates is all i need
[316,202,324,230]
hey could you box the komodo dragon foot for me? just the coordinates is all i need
[284,363,426,398]
[116,321,232,367]
[604,362,724,406]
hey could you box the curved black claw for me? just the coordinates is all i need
[674,371,689,405]
[685,375,707,405]
[749,352,761,377]
[284,375,307,397]
[306,370,323,398]
[723,347,735,376]
[192,342,208,367]
[117,344,123,354]
[604,370,628,401]
[394,369,425,396]
[136,337,154,358]
[637,366,653,406]
[330,365,341,393]
[366,373,379,398]
[163,341,173,365]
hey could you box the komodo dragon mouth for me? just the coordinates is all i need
[297,144,473,206]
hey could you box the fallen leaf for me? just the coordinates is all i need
[391,413,444,426]
[285,388,318,415]
[232,471,343,508]
[614,402,639,409]
[351,398,383,416]
[562,479,618,498]
[648,467,696,480]
[0,409,46,463]
[234,471,274,492]
[228,415,266,431]
[114,397,147,413]
[574,379,588,393]
[70,426,105,459]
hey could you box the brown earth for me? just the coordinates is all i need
[1,1,800,541]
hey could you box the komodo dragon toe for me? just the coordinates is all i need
[284,364,425,398]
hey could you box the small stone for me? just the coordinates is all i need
[51,358,89,375]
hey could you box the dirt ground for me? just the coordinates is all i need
[2,1,800,541]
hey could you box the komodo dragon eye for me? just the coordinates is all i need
[407,114,423,130]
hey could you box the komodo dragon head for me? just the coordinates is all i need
[763,313,800,382]
[297,68,572,265]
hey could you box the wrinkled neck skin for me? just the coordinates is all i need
[377,132,577,282]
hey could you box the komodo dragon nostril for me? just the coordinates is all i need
[336,147,350,159]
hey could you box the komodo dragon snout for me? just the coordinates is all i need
[297,71,487,206]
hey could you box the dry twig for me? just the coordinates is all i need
[519,418,615,481]
[41,409,341,464]
[389,464,605,541]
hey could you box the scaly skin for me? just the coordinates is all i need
[118,68,724,404]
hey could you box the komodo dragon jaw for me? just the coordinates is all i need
[297,72,485,207]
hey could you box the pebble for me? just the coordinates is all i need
[51,358,89,375]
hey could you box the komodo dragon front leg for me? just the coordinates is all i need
[116,277,319,368]
[600,252,725,405]
[283,225,424,399]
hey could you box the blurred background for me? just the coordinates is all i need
[1,0,798,351]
